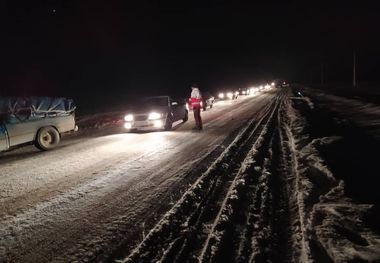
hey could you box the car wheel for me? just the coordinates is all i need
[164,116,173,130]
[35,126,60,151]
[182,111,188,122]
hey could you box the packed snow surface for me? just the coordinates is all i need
[1,87,380,262]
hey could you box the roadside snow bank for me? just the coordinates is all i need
[302,89,380,140]
[285,95,380,262]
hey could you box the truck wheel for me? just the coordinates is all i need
[35,126,60,151]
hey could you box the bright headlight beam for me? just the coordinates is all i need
[153,120,163,128]
[218,93,225,99]
[124,114,133,122]
[148,112,162,120]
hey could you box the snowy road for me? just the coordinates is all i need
[2,87,379,263]
[0,91,277,262]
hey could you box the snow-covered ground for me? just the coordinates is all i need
[121,87,380,263]
[1,87,380,263]
[0,91,275,262]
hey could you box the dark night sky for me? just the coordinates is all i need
[1,0,380,109]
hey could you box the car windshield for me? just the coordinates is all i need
[139,97,168,107]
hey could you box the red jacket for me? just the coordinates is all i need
[190,88,202,107]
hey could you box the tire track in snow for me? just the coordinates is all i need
[123,91,287,262]
[0,93,277,263]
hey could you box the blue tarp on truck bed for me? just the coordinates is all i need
[0,97,76,120]
[0,97,76,114]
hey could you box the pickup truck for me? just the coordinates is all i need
[0,97,77,152]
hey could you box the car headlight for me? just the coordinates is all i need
[148,112,162,120]
[153,120,163,128]
[234,91,239,96]
[124,114,133,122]
[218,93,225,99]
[227,92,233,99]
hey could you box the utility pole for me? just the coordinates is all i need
[353,49,357,88]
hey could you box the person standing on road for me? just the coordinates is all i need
[190,84,203,130]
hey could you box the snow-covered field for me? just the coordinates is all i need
[1,87,380,262]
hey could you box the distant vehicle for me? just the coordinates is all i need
[277,80,290,88]
[124,96,188,131]
[238,88,250,95]
[218,90,238,100]
[0,97,77,152]
[201,92,215,111]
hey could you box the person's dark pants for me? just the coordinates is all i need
[193,106,203,129]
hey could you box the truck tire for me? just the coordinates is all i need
[35,126,60,151]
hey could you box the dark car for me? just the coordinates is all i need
[124,96,188,131]
[201,92,215,111]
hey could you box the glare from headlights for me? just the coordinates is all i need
[271,82,275,86]
[227,92,233,99]
[124,114,133,122]
[153,120,163,128]
[148,112,162,120]
[124,122,132,129]
[218,93,225,99]
[242,90,246,95]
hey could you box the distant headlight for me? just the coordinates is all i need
[234,91,239,96]
[148,112,162,120]
[218,93,225,99]
[242,90,246,95]
[227,92,233,99]
[125,114,133,122]
[271,82,275,86]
